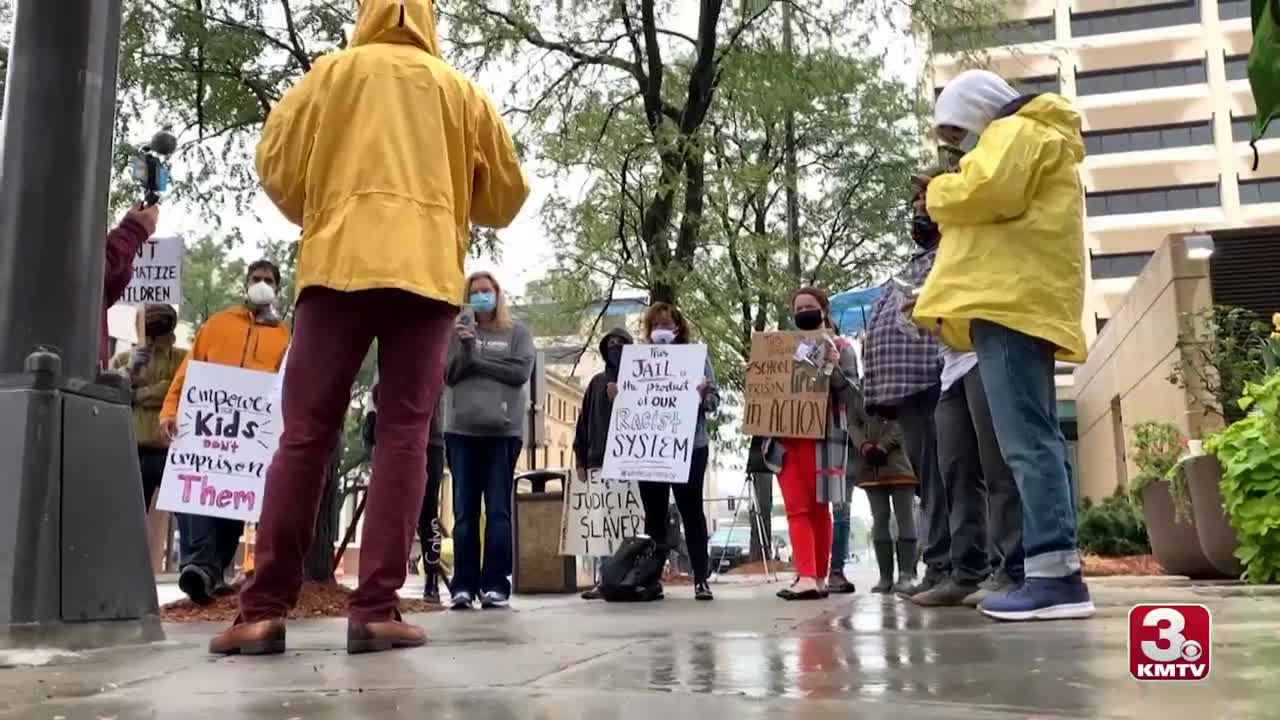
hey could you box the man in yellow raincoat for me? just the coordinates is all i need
[214,0,529,656]
[912,70,1093,623]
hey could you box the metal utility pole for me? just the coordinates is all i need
[0,0,162,648]
[782,0,801,285]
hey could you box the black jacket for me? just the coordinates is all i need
[573,327,633,469]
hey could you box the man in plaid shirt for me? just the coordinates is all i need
[862,172,944,595]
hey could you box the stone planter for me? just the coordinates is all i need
[1141,481,1220,579]
[1185,455,1243,578]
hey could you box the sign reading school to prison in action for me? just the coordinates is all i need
[601,343,707,485]
[559,469,646,557]
[119,235,184,306]
[742,331,831,440]
[155,361,282,522]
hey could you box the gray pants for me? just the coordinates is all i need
[866,484,917,542]
[898,384,943,577]
[936,368,1024,584]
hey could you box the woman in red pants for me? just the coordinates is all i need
[760,287,859,600]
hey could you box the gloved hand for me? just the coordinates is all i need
[361,410,377,451]
[129,347,152,373]
[862,443,889,467]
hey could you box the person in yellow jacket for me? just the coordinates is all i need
[216,0,528,657]
[112,303,187,512]
[912,69,1094,623]
[159,260,291,607]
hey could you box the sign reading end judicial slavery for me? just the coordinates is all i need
[742,331,830,439]
[156,361,282,522]
[601,343,707,485]
[559,469,646,557]
[120,235,184,306]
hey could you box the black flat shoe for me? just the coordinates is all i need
[778,588,823,601]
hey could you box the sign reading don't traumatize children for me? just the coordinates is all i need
[119,235,184,306]
[600,343,707,485]
[155,361,282,522]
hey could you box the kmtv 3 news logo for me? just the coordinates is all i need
[1128,604,1212,681]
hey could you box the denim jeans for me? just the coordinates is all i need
[180,514,243,581]
[970,320,1079,579]
[831,498,851,574]
[898,385,945,578]
[447,434,523,596]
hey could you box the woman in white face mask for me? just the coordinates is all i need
[635,302,720,601]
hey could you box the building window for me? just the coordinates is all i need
[1225,54,1248,81]
[1238,177,1280,204]
[1230,115,1280,142]
[1070,0,1200,37]
[1219,0,1250,20]
[935,74,1060,99]
[934,16,1055,52]
[1075,59,1206,96]
[1085,182,1220,216]
[1082,119,1213,155]
[1091,251,1155,279]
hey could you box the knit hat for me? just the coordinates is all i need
[935,70,1020,135]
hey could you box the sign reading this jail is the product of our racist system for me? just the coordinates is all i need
[155,361,282,522]
[600,343,707,485]
[742,331,831,440]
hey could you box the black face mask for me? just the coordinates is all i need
[793,309,824,331]
[911,215,939,248]
[604,344,624,368]
[146,321,175,339]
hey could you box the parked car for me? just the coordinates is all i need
[708,528,751,572]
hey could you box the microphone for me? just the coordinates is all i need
[131,128,177,207]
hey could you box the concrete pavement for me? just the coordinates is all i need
[3,569,1280,719]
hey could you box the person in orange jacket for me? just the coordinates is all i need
[160,260,290,605]
[215,0,527,657]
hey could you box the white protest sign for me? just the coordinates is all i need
[601,343,707,485]
[156,360,282,522]
[559,469,646,557]
[120,235,184,306]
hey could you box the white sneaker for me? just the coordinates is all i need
[450,591,474,610]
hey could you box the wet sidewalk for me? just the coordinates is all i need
[3,570,1280,719]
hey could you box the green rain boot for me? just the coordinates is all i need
[871,541,896,593]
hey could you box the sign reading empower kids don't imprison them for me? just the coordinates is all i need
[155,361,282,522]
[600,343,707,485]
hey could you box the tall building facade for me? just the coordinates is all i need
[929,0,1270,340]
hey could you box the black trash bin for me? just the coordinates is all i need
[511,469,577,594]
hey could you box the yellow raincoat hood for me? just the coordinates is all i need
[913,93,1088,362]
[351,0,440,56]
[255,0,528,307]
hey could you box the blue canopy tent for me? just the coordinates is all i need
[829,286,883,335]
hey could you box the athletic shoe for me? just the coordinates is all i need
[480,591,510,609]
[911,580,981,607]
[979,574,1095,622]
[694,582,714,601]
[449,591,474,610]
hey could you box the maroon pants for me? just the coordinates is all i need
[239,287,456,624]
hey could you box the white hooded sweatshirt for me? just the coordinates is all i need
[935,70,1020,136]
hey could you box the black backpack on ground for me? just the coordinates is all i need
[599,536,666,602]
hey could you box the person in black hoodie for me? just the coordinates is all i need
[573,327,633,600]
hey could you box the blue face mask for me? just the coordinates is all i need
[469,291,497,313]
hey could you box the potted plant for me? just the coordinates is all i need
[1203,347,1280,584]
[1129,421,1219,578]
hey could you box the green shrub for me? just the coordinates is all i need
[1204,371,1280,584]
[1078,492,1150,557]
[1128,420,1191,520]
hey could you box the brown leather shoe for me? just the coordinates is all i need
[208,618,286,656]
[347,616,426,655]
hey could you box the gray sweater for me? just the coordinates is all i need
[444,321,535,438]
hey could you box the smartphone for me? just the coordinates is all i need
[460,307,476,327]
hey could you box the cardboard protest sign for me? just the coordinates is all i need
[559,469,646,557]
[742,331,831,439]
[156,361,282,522]
[601,343,707,485]
[119,235,184,306]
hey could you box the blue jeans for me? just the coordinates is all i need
[970,320,1080,579]
[446,434,522,596]
[830,480,853,573]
